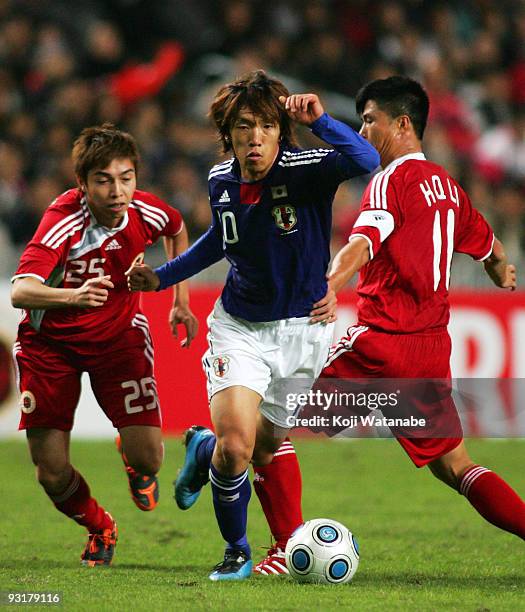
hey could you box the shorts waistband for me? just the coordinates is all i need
[361,323,448,336]
[216,299,311,327]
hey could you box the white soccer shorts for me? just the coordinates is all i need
[202,299,334,428]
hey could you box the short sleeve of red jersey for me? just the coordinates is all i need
[455,187,494,261]
[130,190,184,244]
[13,206,80,283]
[349,169,401,259]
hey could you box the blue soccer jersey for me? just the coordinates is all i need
[155,113,379,321]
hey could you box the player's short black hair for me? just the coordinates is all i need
[209,70,298,153]
[355,76,429,140]
[72,123,140,183]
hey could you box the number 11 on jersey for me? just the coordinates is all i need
[433,208,455,291]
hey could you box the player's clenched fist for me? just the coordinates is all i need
[126,263,161,292]
[72,275,114,308]
[279,93,325,125]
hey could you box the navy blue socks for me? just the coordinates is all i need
[209,463,251,557]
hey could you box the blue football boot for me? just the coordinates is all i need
[174,425,214,510]
[209,550,253,581]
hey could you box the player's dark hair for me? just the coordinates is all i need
[356,76,429,140]
[209,70,298,153]
[72,123,140,183]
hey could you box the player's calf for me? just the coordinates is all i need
[252,438,304,575]
[39,465,118,565]
[428,442,475,490]
[430,442,525,539]
[115,435,159,511]
[458,465,525,540]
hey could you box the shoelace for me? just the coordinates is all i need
[213,552,245,571]
[88,527,114,551]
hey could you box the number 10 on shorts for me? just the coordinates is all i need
[121,377,158,414]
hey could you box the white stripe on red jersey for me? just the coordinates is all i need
[41,210,87,248]
[133,199,170,224]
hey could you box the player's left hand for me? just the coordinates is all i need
[310,284,337,324]
[500,263,517,291]
[169,304,199,348]
[126,263,160,292]
[279,93,325,125]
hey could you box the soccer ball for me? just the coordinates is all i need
[285,518,359,584]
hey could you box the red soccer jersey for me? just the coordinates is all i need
[13,188,183,349]
[349,153,494,333]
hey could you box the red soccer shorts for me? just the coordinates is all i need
[14,322,161,431]
[319,325,462,467]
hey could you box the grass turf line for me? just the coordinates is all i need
[1,438,523,611]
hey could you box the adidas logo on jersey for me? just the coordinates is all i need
[219,190,231,202]
[105,239,121,250]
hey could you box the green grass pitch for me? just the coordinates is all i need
[1,437,523,611]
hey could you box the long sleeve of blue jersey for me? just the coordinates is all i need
[154,221,224,290]
[310,113,379,177]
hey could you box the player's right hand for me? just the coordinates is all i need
[126,263,161,292]
[72,275,114,308]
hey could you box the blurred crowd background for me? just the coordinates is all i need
[0,0,523,286]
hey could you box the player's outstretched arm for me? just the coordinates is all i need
[327,236,371,294]
[11,275,114,309]
[152,223,224,292]
[483,238,517,291]
[310,236,370,324]
[127,221,224,295]
[163,226,199,348]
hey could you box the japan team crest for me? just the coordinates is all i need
[213,356,230,378]
[272,205,297,231]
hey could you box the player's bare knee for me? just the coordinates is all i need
[36,462,72,494]
[127,445,162,475]
[215,435,252,473]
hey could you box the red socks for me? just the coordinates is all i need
[253,439,303,548]
[459,465,525,540]
[49,469,112,533]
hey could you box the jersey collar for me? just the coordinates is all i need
[383,152,426,172]
[86,199,129,234]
